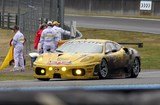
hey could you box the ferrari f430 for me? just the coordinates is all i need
[33,39,142,81]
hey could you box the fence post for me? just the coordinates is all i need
[89,0,92,13]
[1,14,4,28]
[121,0,124,15]
[7,13,10,29]
[49,0,53,20]
[0,12,1,28]
[2,0,4,28]
[59,0,64,28]
[41,0,45,22]
[15,14,18,26]
[17,0,20,25]
[152,1,155,16]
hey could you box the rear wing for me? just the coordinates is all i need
[118,42,143,48]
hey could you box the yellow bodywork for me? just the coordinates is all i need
[33,39,132,80]
[33,39,109,80]
[33,52,103,79]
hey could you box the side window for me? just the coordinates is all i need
[114,43,122,51]
[105,43,112,52]
[109,43,117,51]
[106,42,120,53]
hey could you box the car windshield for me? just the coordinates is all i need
[56,41,103,53]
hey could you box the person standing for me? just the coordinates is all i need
[52,21,71,42]
[11,25,25,72]
[39,21,58,53]
[34,24,46,53]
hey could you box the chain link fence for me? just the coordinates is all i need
[0,0,65,53]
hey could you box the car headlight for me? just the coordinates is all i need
[80,56,94,62]
[49,67,53,71]
[41,69,45,74]
[61,67,67,72]
[75,69,82,75]
[72,69,85,76]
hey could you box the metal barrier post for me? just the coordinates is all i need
[17,0,20,26]
[59,0,64,28]
[15,14,18,26]
[0,12,1,28]
[1,14,4,28]
[7,13,10,29]
[1,0,4,28]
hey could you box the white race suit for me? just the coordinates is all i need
[52,26,71,41]
[12,30,25,70]
[40,26,58,53]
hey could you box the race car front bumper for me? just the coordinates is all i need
[33,63,99,79]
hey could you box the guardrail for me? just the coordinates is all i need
[0,12,18,29]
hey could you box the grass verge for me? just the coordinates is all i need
[0,73,34,81]
[0,28,160,81]
[0,29,34,81]
[78,27,160,69]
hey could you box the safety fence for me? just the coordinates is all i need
[0,12,17,29]
[65,0,160,16]
[0,0,65,54]
[19,10,40,53]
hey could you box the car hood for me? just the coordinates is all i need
[34,52,101,65]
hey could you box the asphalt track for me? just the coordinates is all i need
[0,71,160,90]
[65,15,160,34]
[0,71,160,105]
[1,16,160,91]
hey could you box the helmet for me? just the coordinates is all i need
[47,21,52,25]
[52,21,60,25]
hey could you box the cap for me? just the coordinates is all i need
[52,21,60,25]
[47,21,52,25]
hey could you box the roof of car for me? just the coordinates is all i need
[69,39,113,43]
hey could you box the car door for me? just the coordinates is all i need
[105,42,124,70]
[113,42,128,68]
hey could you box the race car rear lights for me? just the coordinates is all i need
[72,69,85,76]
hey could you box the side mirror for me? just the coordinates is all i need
[29,52,39,67]
[29,52,39,58]
[105,50,111,54]
[112,49,117,52]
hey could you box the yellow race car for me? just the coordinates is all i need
[33,39,142,81]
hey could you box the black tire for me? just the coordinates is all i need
[130,58,140,78]
[37,78,50,81]
[99,59,110,79]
